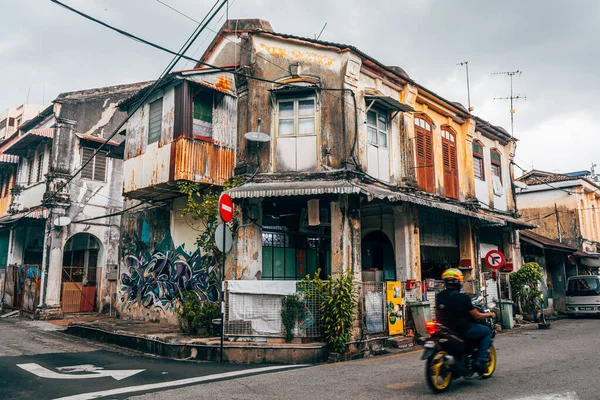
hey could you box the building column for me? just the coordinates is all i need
[38,209,66,319]
[392,205,418,281]
[458,219,475,281]
[331,195,361,279]
[230,198,262,280]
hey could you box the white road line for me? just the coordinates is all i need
[17,363,145,380]
[509,392,580,400]
[53,364,308,400]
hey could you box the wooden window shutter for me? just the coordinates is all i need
[442,135,459,199]
[415,117,436,194]
[81,147,95,180]
[94,152,107,182]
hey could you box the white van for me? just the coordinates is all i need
[566,275,600,317]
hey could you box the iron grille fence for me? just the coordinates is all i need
[223,281,322,338]
[362,281,387,334]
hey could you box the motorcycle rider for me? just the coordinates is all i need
[435,268,495,374]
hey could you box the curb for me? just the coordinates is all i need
[65,324,328,365]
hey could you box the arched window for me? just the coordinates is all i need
[473,140,485,181]
[414,115,435,193]
[441,127,458,199]
[490,149,502,182]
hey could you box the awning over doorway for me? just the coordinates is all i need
[227,179,505,225]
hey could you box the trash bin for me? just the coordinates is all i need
[212,318,222,337]
[500,300,514,330]
[408,301,432,337]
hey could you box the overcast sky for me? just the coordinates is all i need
[1,0,598,174]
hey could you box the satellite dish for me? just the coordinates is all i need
[244,118,270,143]
[244,131,271,142]
[53,216,72,227]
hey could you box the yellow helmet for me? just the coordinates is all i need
[442,268,464,283]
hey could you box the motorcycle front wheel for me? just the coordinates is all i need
[425,350,453,393]
[481,344,497,379]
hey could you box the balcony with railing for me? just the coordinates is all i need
[123,137,234,201]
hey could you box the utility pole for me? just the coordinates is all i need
[457,61,473,112]
[492,70,526,138]
[555,203,562,242]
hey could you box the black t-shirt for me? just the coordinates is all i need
[435,288,474,335]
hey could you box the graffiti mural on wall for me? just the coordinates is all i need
[120,248,220,311]
[120,211,220,312]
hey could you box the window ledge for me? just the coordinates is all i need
[193,135,214,143]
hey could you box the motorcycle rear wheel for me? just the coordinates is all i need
[425,350,453,393]
[481,344,496,379]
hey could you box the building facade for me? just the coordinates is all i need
[118,70,236,323]
[0,82,148,318]
[517,169,600,271]
[0,103,46,140]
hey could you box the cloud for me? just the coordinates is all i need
[0,0,598,173]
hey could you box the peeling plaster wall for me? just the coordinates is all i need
[123,87,175,192]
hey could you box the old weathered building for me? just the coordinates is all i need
[0,82,149,319]
[118,69,236,323]
[189,19,531,337]
[517,169,600,271]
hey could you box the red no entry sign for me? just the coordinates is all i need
[219,193,234,223]
[485,250,505,270]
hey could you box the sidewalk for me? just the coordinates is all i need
[50,314,552,365]
[52,314,328,364]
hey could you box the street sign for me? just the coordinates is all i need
[215,223,233,253]
[219,194,234,223]
[17,363,144,380]
[485,250,505,270]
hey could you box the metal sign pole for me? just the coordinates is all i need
[220,219,226,363]
[496,274,503,329]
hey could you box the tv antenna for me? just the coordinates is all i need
[492,70,526,138]
[456,61,473,112]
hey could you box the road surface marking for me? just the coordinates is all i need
[510,392,580,400]
[53,364,308,400]
[17,363,145,380]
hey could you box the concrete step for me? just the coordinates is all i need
[386,336,415,349]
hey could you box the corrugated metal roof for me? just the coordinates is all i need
[479,212,537,229]
[228,179,505,225]
[520,230,577,252]
[4,128,55,156]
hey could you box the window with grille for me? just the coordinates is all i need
[81,147,107,182]
[148,98,163,144]
[366,109,390,182]
[414,116,435,193]
[36,150,44,183]
[27,157,34,186]
[441,128,458,199]
[473,140,485,181]
[276,96,317,172]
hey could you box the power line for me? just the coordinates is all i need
[9,0,228,227]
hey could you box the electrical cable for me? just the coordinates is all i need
[10,0,228,227]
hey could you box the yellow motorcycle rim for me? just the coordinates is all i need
[482,345,496,378]
[429,351,452,390]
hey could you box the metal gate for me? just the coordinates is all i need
[61,265,97,313]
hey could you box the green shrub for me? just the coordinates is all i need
[509,262,543,315]
[281,294,305,342]
[299,270,358,354]
[177,292,220,336]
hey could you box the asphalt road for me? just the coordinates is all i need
[128,318,599,400]
[0,317,304,400]
[1,316,598,399]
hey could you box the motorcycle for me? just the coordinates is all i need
[421,295,498,393]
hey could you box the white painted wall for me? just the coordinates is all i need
[170,196,205,253]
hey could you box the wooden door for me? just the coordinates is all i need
[442,132,458,199]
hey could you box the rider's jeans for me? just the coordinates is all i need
[464,323,492,361]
